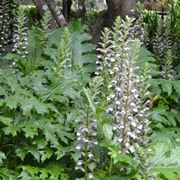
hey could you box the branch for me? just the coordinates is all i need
[45,0,67,27]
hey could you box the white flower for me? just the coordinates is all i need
[129,146,135,153]
[83,138,89,143]
[131,120,137,127]
[88,152,93,159]
[106,107,113,113]
[110,58,116,62]
[116,87,121,92]
[124,47,130,51]
[137,125,143,130]
[77,160,83,166]
[88,173,94,179]
[115,101,121,105]
[95,72,100,75]
[77,132,81,136]
[125,142,130,148]
[108,84,113,89]
[133,108,138,113]
[130,102,136,107]
[109,70,114,75]
[117,137,123,143]
[77,137,83,141]
[76,144,82,150]
[92,141,98,145]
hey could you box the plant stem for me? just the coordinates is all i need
[84,106,90,180]
[108,156,113,176]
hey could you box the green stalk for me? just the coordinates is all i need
[84,106,90,180]
[122,53,131,153]
[108,156,113,176]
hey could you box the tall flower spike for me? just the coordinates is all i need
[75,80,103,179]
[0,0,13,55]
[75,110,97,179]
[41,11,51,37]
[161,49,174,80]
[152,17,172,58]
[96,17,135,95]
[97,16,151,156]
[130,17,146,43]
[54,27,72,75]
[96,28,112,81]
[12,5,28,59]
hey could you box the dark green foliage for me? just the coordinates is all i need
[139,3,180,179]
[0,20,96,178]
[0,1,180,179]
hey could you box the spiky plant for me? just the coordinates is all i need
[12,5,28,59]
[95,16,152,178]
[75,107,98,180]
[152,17,172,58]
[54,27,72,75]
[0,0,13,55]
[41,11,51,37]
[161,49,174,80]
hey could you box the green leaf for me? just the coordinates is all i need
[63,88,80,100]
[41,148,53,162]
[172,80,180,94]
[16,148,27,161]
[28,147,41,162]
[6,75,19,92]
[0,116,13,126]
[5,95,19,109]
[154,166,180,180]
[71,150,82,162]
[43,124,59,146]
[33,100,49,115]
[0,152,6,165]
[30,71,48,92]
[103,124,113,140]
[0,87,6,96]
[152,129,177,147]
[20,98,34,114]
[33,137,48,149]
[160,79,172,96]
[43,47,57,60]
[27,28,43,68]
[114,153,132,164]
[55,145,67,160]
[39,169,49,179]
[3,125,19,137]
[22,123,38,139]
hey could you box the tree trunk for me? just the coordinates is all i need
[62,0,72,21]
[32,0,67,27]
[45,0,67,26]
[32,0,138,43]
[32,0,46,18]
[92,0,137,44]
[77,0,86,19]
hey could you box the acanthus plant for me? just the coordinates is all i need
[0,17,97,178]
[152,17,173,58]
[160,49,175,80]
[75,105,98,180]
[12,5,28,60]
[74,75,105,179]
[0,0,14,55]
[94,16,153,178]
